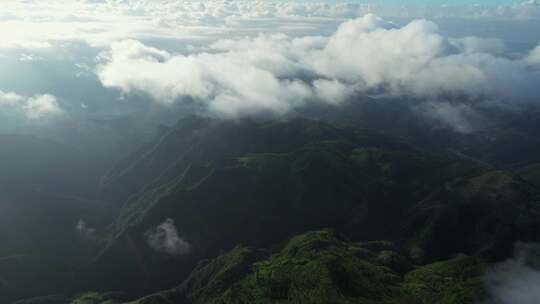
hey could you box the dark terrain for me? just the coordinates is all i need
[3,105,540,304]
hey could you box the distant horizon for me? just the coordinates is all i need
[285,0,532,5]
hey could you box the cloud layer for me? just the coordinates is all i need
[1,1,539,134]
[96,14,540,122]
[1,1,539,51]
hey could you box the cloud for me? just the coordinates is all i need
[23,94,63,119]
[450,37,507,55]
[310,16,445,90]
[0,91,24,105]
[76,219,96,240]
[97,39,315,117]
[526,45,540,66]
[0,1,539,51]
[309,15,538,100]
[484,243,540,304]
[415,101,480,134]
[95,14,540,123]
[144,218,191,256]
[313,79,351,105]
[0,90,63,120]
[0,2,538,133]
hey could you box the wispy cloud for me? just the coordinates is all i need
[484,243,540,304]
[145,218,191,256]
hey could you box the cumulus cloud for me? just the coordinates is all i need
[145,218,191,256]
[484,243,540,304]
[97,39,315,117]
[23,94,63,119]
[0,90,63,119]
[95,14,540,122]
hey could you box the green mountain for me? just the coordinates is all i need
[80,118,471,292]
[7,117,540,303]
[101,230,485,304]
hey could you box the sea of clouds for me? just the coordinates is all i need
[0,0,539,133]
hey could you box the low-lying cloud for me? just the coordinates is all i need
[76,219,96,240]
[145,218,191,256]
[484,243,540,304]
[96,14,540,127]
[0,90,63,119]
[1,2,540,134]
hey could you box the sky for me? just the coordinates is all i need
[316,0,525,4]
[0,0,539,137]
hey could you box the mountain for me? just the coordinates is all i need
[405,170,540,263]
[14,230,485,304]
[99,116,408,203]
[69,117,540,301]
[0,135,113,303]
[302,98,540,167]
[0,134,106,196]
[124,230,485,304]
[7,116,540,303]
[80,118,469,292]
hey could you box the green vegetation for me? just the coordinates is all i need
[403,255,485,304]
[9,118,540,303]
[75,118,540,301]
[11,292,127,304]
[406,170,540,263]
[71,292,121,304]
[128,230,486,304]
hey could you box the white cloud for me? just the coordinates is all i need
[23,94,63,119]
[0,90,63,120]
[0,90,24,105]
[76,219,96,240]
[95,14,540,121]
[0,2,538,133]
[484,243,540,304]
[526,44,540,66]
[145,218,191,256]
[310,16,445,88]
[313,79,351,105]
[416,101,480,134]
[0,1,539,51]
[97,39,314,117]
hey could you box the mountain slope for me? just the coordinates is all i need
[0,134,114,303]
[9,117,540,304]
[80,118,479,294]
[129,229,485,304]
